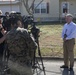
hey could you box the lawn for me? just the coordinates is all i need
[36,24,76,58]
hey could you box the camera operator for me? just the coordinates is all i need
[0,24,7,71]
[6,17,37,75]
[0,10,7,72]
[3,12,11,31]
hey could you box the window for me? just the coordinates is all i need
[41,3,46,13]
[34,2,49,14]
[34,4,41,13]
[62,2,69,13]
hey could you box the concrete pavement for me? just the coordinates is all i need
[33,60,76,75]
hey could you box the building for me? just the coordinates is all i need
[0,0,20,15]
[20,0,76,22]
[0,0,76,22]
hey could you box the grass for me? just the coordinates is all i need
[35,24,76,58]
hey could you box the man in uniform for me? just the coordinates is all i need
[5,18,37,75]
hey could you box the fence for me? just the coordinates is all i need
[36,24,76,58]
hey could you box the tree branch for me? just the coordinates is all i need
[29,0,35,10]
[21,0,44,15]
[35,0,44,9]
[23,0,32,15]
[32,0,44,14]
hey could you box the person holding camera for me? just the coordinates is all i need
[0,24,7,72]
[6,18,37,75]
[61,14,76,71]
[3,12,10,31]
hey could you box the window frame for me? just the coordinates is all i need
[61,2,69,14]
[34,2,48,14]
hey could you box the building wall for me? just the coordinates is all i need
[0,4,20,14]
[0,1,20,15]
[60,0,76,18]
[49,0,59,18]
[20,0,59,21]
[0,0,76,22]
[17,0,76,21]
[34,0,59,21]
[0,0,60,21]
[34,0,59,17]
[20,2,28,16]
[69,0,76,17]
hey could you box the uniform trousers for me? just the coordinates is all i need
[8,60,33,75]
[0,54,3,73]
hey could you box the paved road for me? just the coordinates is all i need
[33,60,76,75]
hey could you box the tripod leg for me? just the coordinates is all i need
[36,38,46,75]
[38,50,46,75]
[32,49,36,69]
[32,36,46,75]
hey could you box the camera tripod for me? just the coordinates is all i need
[32,36,46,75]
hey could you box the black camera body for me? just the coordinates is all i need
[22,15,40,40]
[22,15,33,29]
[31,22,40,39]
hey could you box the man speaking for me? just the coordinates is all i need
[61,14,76,71]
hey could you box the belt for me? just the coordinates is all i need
[66,38,75,41]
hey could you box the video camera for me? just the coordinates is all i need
[22,15,40,40]
[31,22,40,40]
[22,15,33,29]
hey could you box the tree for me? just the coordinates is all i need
[20,0,44,16]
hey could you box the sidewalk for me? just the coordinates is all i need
[34,60,76,75]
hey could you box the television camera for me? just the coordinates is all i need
[22,15,46,75]
[22,15,33,29]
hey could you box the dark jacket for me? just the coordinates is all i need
[0,32,5,55]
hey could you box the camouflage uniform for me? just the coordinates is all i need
[6,27,37,75]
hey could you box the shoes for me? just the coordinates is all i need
[60,65,74,71]
[60,65,68,68]
[69,67,73,71]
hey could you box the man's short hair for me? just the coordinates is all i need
[10,17,17,25]
[66,14,73,18]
